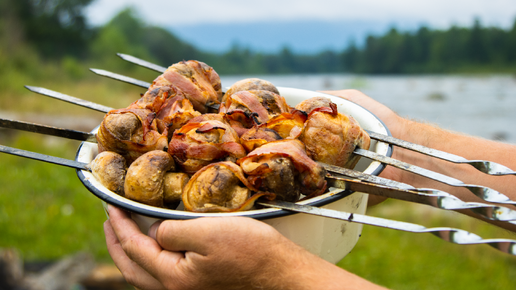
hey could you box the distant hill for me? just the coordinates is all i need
[168,19,420,54]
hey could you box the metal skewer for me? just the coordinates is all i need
[1,143,515,256]
[117,53,167,73]
[89,69,151,88]
[21,85,516,206]
[354,148,516,205]
[258,199,516,256]
[0,118,97,143]
[0,144,89,171]
[24,86,114,113]
[365,130,516,176]
[2,116,515,223]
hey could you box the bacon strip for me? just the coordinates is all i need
[155,60,222,113]
[168,120,247,174]
[238,139,327,198]
[96,108,169,164]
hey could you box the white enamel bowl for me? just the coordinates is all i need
[76,87,392,264]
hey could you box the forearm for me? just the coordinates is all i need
[275,244,387,290]
[394,119,516,199]
[324,90,516,228]
[390,119,516,231]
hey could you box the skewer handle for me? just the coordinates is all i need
[0,144,89,171]
[367,130,516,176]
[0,118,97,143]
[326,174,516,223]
[259,200,516,256]
[354,148,516,206]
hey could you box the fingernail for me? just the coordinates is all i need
[148,221,162,240]
[106,204,114,215]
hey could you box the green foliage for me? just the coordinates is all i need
[343,19,516,74]
[3,0,516,75]
[0,0,95,59]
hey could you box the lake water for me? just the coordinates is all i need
[221,74,516,144]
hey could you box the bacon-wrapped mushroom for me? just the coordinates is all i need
[222,78,280,103]
[151,60,222,113]
[295,97,371,169]
[168,119,247,174]
[238,139,327,201]
[240,110,307,152]
[96,108,169,164]
[124,150,175,207]
[219,90,291,136]
[182,161,273,212]
[127,85,182,114]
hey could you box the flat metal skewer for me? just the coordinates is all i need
[354,148,516,206]
[24,86,114,113]
[2,115,515,223]
[0,118,97,143]
[89,68,152,88]
[23,84,516,206]
[0,144,89,171]
[365,130,516,176]
[258,199,516,256]
[1,143,515,256]
[117,53,167,73]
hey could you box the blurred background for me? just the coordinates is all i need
[1,0,516,289]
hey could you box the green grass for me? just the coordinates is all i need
[0,134,111,262]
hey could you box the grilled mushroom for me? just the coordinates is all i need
[168,119,247,174]
[163,172,190,208]
[152,60,222,113]
[238,139,327,201]
[96,108,169,164]
[89,151,127,196]
[182,161,272,212]
[296,97,370,169]
[124,150,175,207]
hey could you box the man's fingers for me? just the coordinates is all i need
[104,220,166,290]
[153,217,268,255]
[151,218,215,254]
[107,206,184,280]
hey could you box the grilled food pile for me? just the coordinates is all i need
[90,60,370,212]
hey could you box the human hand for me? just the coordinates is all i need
[320,90,411,203]
[104,205,352,290]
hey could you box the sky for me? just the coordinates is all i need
[84,0,516,53]
[85,0,516,28]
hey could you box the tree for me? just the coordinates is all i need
[1,0,96,58]
[466,18,489,63]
